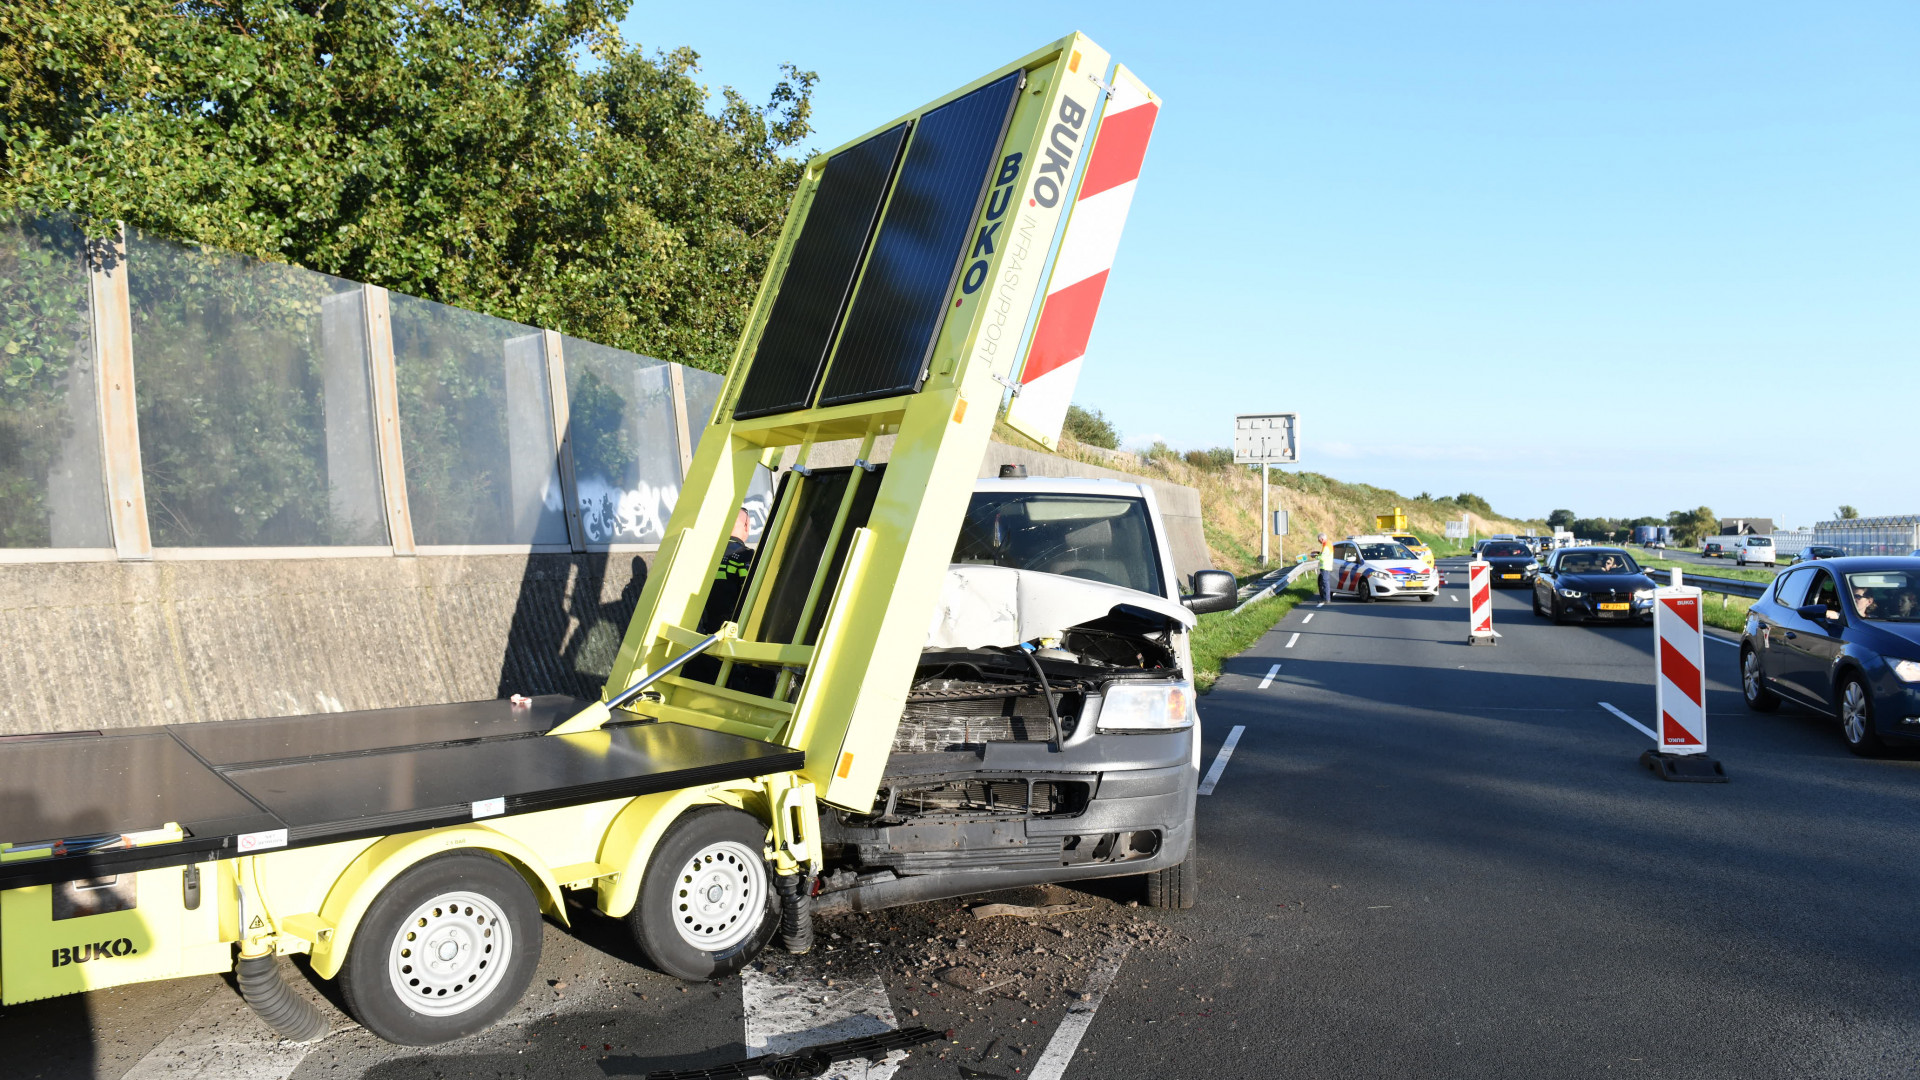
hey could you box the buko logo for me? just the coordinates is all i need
[1032,95,1088,208]
[52,938,137,966]
[961,152,1024,295]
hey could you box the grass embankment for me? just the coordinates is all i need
[1636,556,1765,633]
[1020,431,1538,579]
[1190,575,1317,693]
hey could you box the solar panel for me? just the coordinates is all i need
[733,124,911,420]
[817,71,1024,409]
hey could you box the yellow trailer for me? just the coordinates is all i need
[0,33,1174,1050]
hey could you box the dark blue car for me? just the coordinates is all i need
[1741,557,1920,755]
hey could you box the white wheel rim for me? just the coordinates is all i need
[1843,684,1868,743]
[386,890,513,1016]
[671,840,765,953]
[1743,654,1761,699]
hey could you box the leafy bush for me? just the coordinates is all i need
[1183,447,1234,470]
[1062,404,1118,449]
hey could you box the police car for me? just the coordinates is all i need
[1331,535,1441,601]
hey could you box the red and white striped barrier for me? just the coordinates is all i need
[1641,584,1727,781]
[1653,585,1707,753]
[1467,560,1495,645]
[1005,64,1160,448]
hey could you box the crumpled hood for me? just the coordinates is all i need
[925,564,1195,650]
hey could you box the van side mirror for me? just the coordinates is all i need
[1183,570,1237,615]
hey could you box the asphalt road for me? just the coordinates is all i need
[8,556,1918,1078]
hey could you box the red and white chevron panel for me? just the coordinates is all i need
[1468,560,1495,642]
[1005,64,1160,448]
[1653,585,1707,754]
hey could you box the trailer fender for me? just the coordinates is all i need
[593,787,758,919]
[306,827,566,980]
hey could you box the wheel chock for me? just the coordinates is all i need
[1640,749,1727,783]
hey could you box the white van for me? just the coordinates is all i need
[1734,534,1776,566]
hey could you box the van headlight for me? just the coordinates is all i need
[1097,681,1194,732]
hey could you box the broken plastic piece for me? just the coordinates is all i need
[643,1026,943,1079]
[509,694,532,707]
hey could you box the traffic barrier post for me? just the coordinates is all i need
[1642,584,1728,782]
[1467,560,1495,646]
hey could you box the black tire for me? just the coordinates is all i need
[1551,597,1571,626]
[1419,592,1437,602]
[627,807,779,981]
[1838,676,1883,757]
[1145,837,1197,910]
[1358,578,1375,603]
[1741,647,1780,712]
[337,853,542,1045]
[1532,591,1545,618]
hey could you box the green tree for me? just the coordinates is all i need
[1665,506,1717,547]
[1062,404,1119,449]
[1547,508,1575,530]
[1837,505,1859,520]
[0,0,814,374]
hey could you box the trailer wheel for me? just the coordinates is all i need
[337,853,542,1045]
[628,806,779,981]
[1145,837,1197,910]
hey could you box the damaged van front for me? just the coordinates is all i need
[815,477,1234,913]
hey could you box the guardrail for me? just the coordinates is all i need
[1662,569,1768,600]
[1234,560,1318,612]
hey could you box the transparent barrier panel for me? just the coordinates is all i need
[560,337,681,545]
[0,219,110,548]
[392,296,567,546]
[682,368,723,452]
[126,232,386,547]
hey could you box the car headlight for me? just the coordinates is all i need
[1892,659,1920,683]
[1096,680,1194,732]
[1558,588,1584,598]
[1634,589,1654,601]
[1525,562,1539,571]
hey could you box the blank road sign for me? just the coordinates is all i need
[1445,520,1469,539]
[1234,413,1298,464]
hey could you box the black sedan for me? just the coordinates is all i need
[1741,557,1920,756]
[1477,540,1539,588]
[1790,544,1845,564]
[1531,547,1656,625]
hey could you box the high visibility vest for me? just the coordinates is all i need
[1318,542,1333,571]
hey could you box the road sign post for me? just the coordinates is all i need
[1235,413,1298,569]
[1467,560,1495,645]
[1643,585,1728,782]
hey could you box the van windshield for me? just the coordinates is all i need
[954,493,1165,597]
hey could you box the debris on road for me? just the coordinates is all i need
[969,903,1085,920]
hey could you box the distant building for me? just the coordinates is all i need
[1718,517,1774,536]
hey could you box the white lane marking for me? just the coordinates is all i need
[1451,594,1459,601]
[1257,664,1281,689]
[1598,701,1658,741]
[1029,939,1132,1080]
[1302,612,1315,624]
[1705,636,1739,647]
[1198,725,1246,796]
[1285,632,1300,649]
[1316,602,1326,608]
[743,967,904,1079]
[122,992,331,1080]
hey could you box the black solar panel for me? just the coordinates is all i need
[817,71,1024,408]
[733,124,911,420]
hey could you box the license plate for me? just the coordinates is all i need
[1598,602,1629,611]
[1501,573,1521,580]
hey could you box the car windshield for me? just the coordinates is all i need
[1391,535,1421,548]
[1557,551,1641,575]
[954,493,1164,597]
[1360,543,1416,561]
[1750,538,1773,547]
[1812,547,1842,557]
[1843,570,1920,621]
[1482,542,1529,558]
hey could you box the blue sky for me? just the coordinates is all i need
[618,2,1917,529]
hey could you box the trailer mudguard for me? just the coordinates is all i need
[591,787,755,919]
[305,826,569,980]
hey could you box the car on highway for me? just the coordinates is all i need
[1477,540,1539,588]
[1741,557,1920,755]
[1734,535,1778,566]
[1531,547,1657,625]
[1331,535,1440,602]
[1789,544,1846,564]
[1389,532,1435,567]
[1703,540,1730,559]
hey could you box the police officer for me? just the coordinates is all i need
[1318,532,1334,603]
[697,509,756,635]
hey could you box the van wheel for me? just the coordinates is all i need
[337,853,542,1045]
[628,807,779,981]
[1145,838,1197,910]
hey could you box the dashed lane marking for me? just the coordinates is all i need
[1258,664,1281,689]
[1303,612,1315,623]
[742,966,904,1079]
[1028,939,1133,1080]
[1198,725,1246,796]
[1598,701,1659,741]
[1286,632,1300,648]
